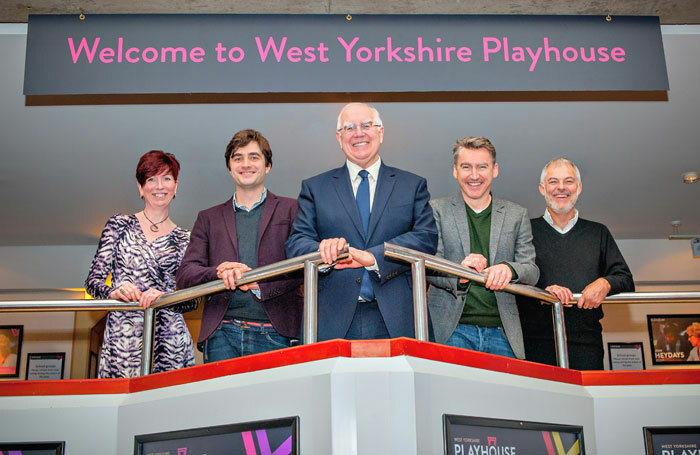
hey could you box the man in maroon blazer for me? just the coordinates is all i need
[176,129,301,362]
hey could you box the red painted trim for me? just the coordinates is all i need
[0,378,129,396]
[581,369,700,386]
[1,339,697,397]
[395,338,583,385]
[129,339,351,393]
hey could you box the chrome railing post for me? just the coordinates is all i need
[303,260,319,344]
[412,257,429,341]
[551,300,569,369]
[141,307,155,376]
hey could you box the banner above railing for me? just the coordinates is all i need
[24,14,669,95]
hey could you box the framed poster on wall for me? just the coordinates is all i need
[608,342,645,370]
[0,325,23,378]
[647,315,700,365]
[26,352,66,380]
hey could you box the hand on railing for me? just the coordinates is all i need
[216,261,258,291]
[545,285,574,306]
[109,281,141,303]
[138,289,165,309]
[384,242,558,303]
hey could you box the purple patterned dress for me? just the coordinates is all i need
[85,214,195,378]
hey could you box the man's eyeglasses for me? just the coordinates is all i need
[337,121,382,134]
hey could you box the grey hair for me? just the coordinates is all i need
[540,157,582,185]
[336,103,383,130]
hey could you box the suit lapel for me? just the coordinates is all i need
[332,166,366,239]
[489,196,505,264]
[221,197,239,258]
[257,191,279,251]
[367,164,396,239]
[449,195,471,257]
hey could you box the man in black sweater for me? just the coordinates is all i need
[517,157,634,370]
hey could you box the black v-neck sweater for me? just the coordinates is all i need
[517,217,634,344]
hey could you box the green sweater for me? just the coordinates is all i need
[459,202,502,327]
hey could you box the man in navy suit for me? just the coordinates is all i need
[285,103,438,341]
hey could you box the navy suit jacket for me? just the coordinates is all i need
[176,192,302,343]
[285,163,438,341]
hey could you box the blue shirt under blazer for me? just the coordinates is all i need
[285,162,438,341]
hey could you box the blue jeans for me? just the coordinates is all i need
[447,323,515,358]
[204,320,291,363]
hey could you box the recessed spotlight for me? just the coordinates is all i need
[682,171,699,184]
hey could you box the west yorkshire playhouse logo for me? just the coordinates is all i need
[453,431,579,455]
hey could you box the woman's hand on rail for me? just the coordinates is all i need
[138,288,164,309]
[109,281,142,302]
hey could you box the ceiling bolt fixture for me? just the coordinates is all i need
[671,220,681,234]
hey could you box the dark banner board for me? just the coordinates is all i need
[134,417,298,455]
[443,414,584,455]
[24,14,669,95]
[644,427,700,455]
[647,314,700,365]
[0,441,65,454]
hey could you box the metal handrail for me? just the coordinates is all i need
[384,242,569,366]
[0,248,348,376]
[575,292,700,304]
[384,242,700,369]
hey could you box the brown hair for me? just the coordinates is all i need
[225,129,272,170]
[452,137,496,164]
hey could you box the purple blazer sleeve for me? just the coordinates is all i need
[176,211,219,290]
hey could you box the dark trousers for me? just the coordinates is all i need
[344,300,390,340]
[524,337,604,370]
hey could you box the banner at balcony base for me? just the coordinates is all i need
[444,415,585,455]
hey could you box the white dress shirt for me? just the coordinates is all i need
[543,208,579,234]
[346,157,381,211]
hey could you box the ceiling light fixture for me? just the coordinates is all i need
[682,171,699,184]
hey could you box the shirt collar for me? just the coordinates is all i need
[233,187,267,212]
[346,157,382,182]
[543,208,579,234]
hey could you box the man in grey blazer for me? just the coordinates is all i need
[428,137,538,359]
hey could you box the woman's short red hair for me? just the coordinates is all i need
[136,150,180,185]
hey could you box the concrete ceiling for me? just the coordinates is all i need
[2,0,700,24]
[0,6,699,248]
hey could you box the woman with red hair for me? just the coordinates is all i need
[85,150,195,378]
